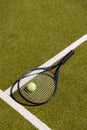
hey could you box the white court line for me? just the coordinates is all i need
[0,34,87,130]
[0,89,52,130]
[5,34,87,95]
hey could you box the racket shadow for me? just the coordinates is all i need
[10,80,40,106]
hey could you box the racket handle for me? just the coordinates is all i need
[61,50,75,64]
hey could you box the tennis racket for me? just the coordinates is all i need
[11,50,74,105]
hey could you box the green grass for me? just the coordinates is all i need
[0,0,87,130]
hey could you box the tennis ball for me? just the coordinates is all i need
[27,82,36,92]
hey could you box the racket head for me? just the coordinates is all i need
[17,68,58,105]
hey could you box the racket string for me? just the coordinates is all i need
[19,72,55,103]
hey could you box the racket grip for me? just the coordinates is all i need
[61,50,75,64]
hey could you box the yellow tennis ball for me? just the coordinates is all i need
[27,82,36,92]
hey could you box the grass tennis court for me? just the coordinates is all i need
[0,0,87,130]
